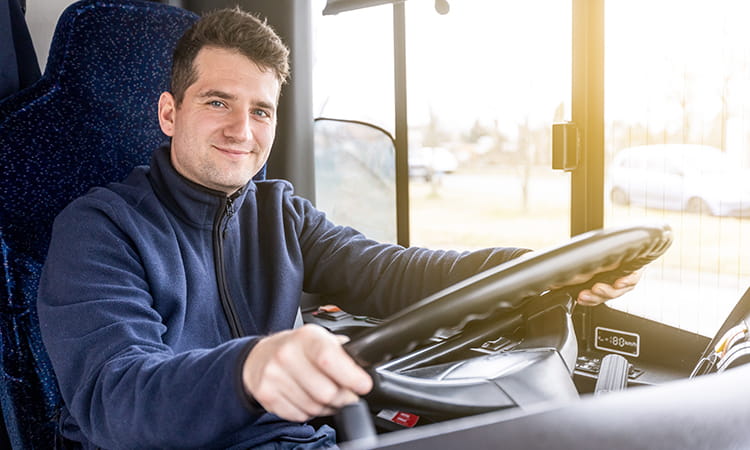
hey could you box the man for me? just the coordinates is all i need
[37,7,639,449]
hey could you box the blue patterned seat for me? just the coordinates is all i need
[0,1,198,447]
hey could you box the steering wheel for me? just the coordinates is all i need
[344,223,673,368]
[337,224,672,423]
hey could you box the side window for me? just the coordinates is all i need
[604,0,750,337]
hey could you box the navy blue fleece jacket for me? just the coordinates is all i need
[37,145,528,449]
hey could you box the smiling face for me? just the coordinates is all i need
[158,46,281,195]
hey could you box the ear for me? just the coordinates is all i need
[158,92,177,137]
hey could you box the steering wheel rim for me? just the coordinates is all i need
[344,223,673,368]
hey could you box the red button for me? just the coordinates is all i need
[391,411,419,428]
[318,304,342,313]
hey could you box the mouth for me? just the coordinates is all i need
[214,145,254,157]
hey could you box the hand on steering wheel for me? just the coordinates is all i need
[242,324,372,422]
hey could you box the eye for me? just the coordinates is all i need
[252,109,271,119]
[208,100,226,108]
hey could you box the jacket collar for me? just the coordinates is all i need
[147,143,255,229]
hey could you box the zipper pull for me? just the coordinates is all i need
[221,198,235,239]
[225,197,235,218]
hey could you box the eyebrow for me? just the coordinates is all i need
[198,89,236,101]
[198,89,276,112]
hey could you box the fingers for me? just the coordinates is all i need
[242,324,372,423]
[301,328,372,397]
[576,269,643,306]
[261,352,341,420]
[265,382,335,422]
[288,330,367,414]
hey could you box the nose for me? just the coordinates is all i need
[223,110,252,143]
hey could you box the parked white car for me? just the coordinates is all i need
[609,144,750,217]
[408,147,458,181]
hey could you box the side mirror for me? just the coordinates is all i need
[314,118,397,243]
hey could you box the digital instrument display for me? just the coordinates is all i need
[594,326,640,357]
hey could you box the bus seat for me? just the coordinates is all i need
[0,1,198,447]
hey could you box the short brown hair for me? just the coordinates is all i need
[170,7,290,105]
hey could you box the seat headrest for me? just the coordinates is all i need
[0,0,198,263]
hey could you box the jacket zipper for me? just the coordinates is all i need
[213,196,244,338]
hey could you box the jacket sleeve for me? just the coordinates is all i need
[36,198,264,450]
[291,195,530,319]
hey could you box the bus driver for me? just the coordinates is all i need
[37,7,640,449]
